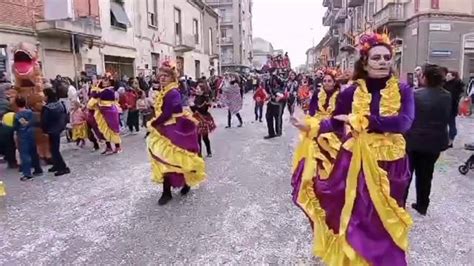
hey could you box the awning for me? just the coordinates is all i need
[110,2,131,26]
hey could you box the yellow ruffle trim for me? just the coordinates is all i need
[94,109,121,144]
[0,181,6,196]
[296,147,369,265]
[146,126,206,187]
[315,132,341,180]
[72,123,88,141]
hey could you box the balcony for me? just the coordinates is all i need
[323,9,335,27]
[36,17,101,39]
[332,0,343,9]
[348,0,364,8]
[174,34,196,53]
[205,0,233,6]
[220,36,233,46]
[335,8,347,24]
[373,3,406,29]
[220,16,233,26]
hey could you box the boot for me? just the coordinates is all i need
[158,176,172,205]
[180,185,191,195]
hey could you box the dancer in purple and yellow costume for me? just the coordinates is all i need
[86,81,103,151]
[291,33,414,265]
[94,75,122,154]
[146,61,206,205]
[291,68,342,221]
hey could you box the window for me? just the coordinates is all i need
[195,60,201,80]
[147,0,157,27]
[174,8,182,45]
[367,1,375,22]
[110,0,131,30]
[209,28,213,54]
[151,53,160,74]
[0,45,7,74]
[193,19,199,44]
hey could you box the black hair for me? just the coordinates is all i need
[44,87,59,102]
[15,96,27,108]
[422,63,444,88]
[353,43,394,80]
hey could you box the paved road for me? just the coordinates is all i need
[1,95,473,264]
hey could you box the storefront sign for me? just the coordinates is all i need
[431,50,452,57]
[429,23,451,31]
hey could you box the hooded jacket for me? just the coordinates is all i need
[41,101,67,134]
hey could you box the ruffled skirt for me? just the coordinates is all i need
[95,106,121,144]
[291,133,412,265]
[147,114,206,188]
[72,122,88,140]
[193,112,216,135]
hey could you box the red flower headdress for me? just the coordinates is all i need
[358,32,392,57]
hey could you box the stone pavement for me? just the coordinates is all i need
[0,95,473,264]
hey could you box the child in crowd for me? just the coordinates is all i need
[136,90,152,128]
[297,78,311,113]
[253,82,267,122]
[70,101,88,147]
[13,97,43,181]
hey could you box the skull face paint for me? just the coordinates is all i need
[364,45,393,79]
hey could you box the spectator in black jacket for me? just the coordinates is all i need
[41,88,70,176]
[445,71,465,147]
[405,64,451,215]
[264,75,284,139]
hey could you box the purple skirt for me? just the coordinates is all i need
[151,117,200,188]
[315,149,411,265]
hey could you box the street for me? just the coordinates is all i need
[1,95,473,265]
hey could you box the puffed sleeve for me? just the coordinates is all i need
[367,84,414,134]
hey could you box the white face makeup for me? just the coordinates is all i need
[364,45,393,79]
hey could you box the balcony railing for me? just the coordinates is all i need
[348,0,364,8]
[206,0,232,5]
[335,8,347,23]
[332,0,343,9]
[174,34,196,53]
[323,9,335,27]
[373,3,406,29]
[36,17,101,38]
[220,36,233,44]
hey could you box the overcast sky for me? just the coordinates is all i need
[252,0,327,67]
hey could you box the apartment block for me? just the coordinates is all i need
[0,0,219,80]
[315,0,474,81]
[205,0,253,73]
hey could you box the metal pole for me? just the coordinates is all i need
[71,33,79,89]
[71,0,79,89]
[217,0,222,75]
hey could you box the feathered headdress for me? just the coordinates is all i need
[358,32,392,57]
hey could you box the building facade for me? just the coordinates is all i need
[252,37,273,69]
[316,0,474,81]
[0,0,219,80]
[205,0,253,73]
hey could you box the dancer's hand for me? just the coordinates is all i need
[290,116,309,132]
[334,114,349,123]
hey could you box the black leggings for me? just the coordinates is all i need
[127,110,140,132]
[106,142,121,150]
[227,110,242,127]
[198,134,211,156]
[407,151,441,211]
